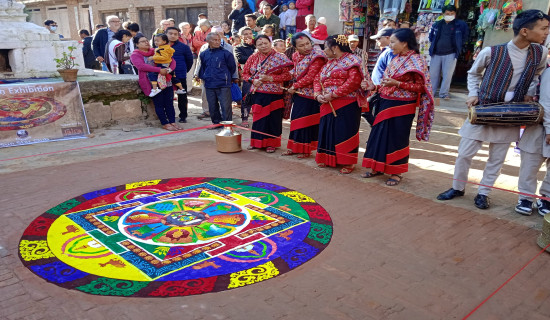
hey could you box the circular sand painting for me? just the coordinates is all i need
[18,177,333,297]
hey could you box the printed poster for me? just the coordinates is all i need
[0,81,89,148]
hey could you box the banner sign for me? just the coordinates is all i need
[0,81,89,148]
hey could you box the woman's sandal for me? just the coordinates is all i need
[162,124,177,131]
[317,163,327,168]
[386,174,403,186]
[247,146,256,150]
[281,150,294,156]
[266,147,276,153]
[297,153,311,159]
[339,166,355,174]
[361,171,383,178]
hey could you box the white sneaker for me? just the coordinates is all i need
[537,197,550,216]
[175,89,187,94]
[515,199,533,216]
[149,88,161,97]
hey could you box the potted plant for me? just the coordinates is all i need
[54,46,79,82]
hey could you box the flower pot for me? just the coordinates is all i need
[57,69,79,82]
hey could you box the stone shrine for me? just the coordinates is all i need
[0,0,94,79]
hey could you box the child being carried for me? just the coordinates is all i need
[148,34,186,97]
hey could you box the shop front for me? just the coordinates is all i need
[316,0,550,85]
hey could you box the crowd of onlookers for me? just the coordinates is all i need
[63,1,328,74]
[46,0,331,131]
[40,0,443,135]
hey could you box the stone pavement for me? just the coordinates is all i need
[1,90,550,319]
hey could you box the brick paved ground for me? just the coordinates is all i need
[1,92,550,319]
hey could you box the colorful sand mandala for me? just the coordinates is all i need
[19,177,333,297]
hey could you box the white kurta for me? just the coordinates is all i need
[459,41,548,143]
[519,68,550,157]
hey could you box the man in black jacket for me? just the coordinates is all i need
[234,27,255,127]
[92,15,121,66]
[166,27,194,123]
[79,29,99,69]
[428,5,469,100]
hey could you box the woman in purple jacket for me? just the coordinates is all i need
[130,35,180,131]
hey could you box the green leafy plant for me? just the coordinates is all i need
[54,46,79,69]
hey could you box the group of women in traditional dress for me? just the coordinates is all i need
[242,28,434,186]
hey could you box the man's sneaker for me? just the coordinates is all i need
[537,197,550,216]
[149,88,161,97]
[515,199,533,216]
[175,89,187,94]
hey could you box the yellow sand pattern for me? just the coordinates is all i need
[125,179,162,190]
[47,216,151,281]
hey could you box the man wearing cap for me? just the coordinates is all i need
[428,5,469,100]
[348,34,367,73]
[369,28,395,85]
[437,9,549,210]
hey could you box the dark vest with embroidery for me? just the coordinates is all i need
[478,43,543,104]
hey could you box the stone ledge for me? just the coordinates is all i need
[78,72,142,104]
[78,72,157,129]
[84,99,158,129]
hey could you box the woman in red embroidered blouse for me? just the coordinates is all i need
[362,28,435,186]
[282,32,327,158]
[313,35,366,174]
[242,35,293,152]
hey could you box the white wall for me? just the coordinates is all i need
[313,0,341,36]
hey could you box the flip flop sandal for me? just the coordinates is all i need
[281,150,295,156]
[266,147,276,153]
[162,124,177,131]
[297,153,311,159]
[339,166,355,174]
[317,163,327,168]
[247,146,256,150]
[361,171,383,178]
[386,175,403,186]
